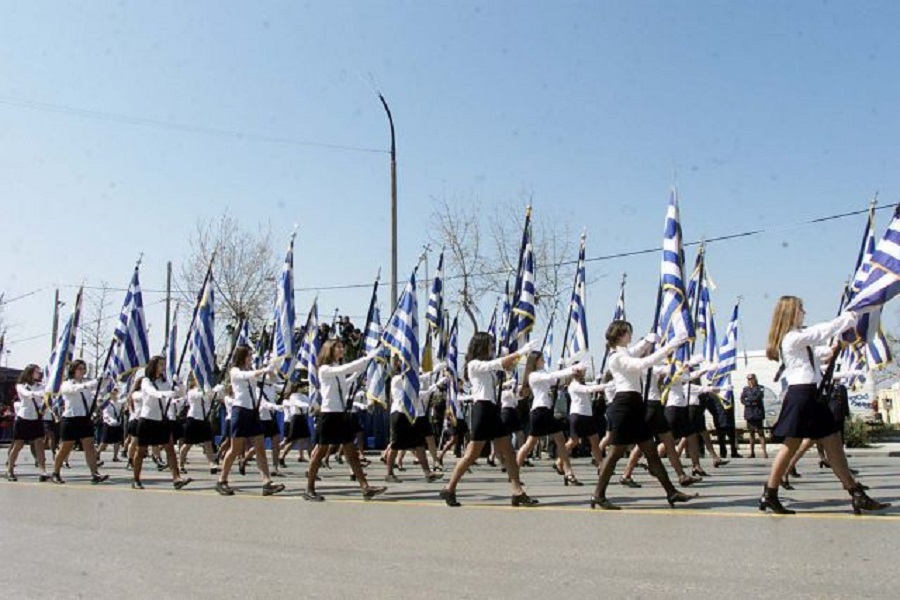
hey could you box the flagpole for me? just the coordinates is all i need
[88,259,142,415]
[176,252,216,378]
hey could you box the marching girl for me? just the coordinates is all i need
[439,334,540,507]
[491,378,523,468]
[564,370,613,473]
[125,377,143,469]
[696,389,728,469]
[216,346,284,497]
[515,353,583,486]
[41,391,59,463]
[239,375,285,478]
[96,388,126,463]
[8,365,50,482]
[303,339,384,501]
[51,359,108,484]
[279,382,312,464]
[216,389,234,463]
[178,376,222,475]
[590,322,691,509]
[384,357,443,483]
[437,384,468,467]
[759,296,888,515]
[132,355,191,490]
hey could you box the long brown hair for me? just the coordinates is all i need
[17,364,42,385]
[67,359,87,380]
[145,355,166,381]
[519,351,543,400]
[766,296,803,361]
[317,339,344,367]
[232,346,252,370]
[606,320,632,349]
[463,332,494,382]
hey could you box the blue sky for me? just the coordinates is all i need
[2,1,900,368]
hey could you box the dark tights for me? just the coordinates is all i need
[593,439,676,500]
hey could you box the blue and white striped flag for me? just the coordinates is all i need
[487,300,499,345]
[298,301,321,405]
[273,232,297,376]
[498,280,511,354]
[711,302,739,385]
[512,232,536,348]
[446,316,461,424]
[701,288,718,366]
[613,274,627,322]
[236,319,250,348]
[657,189,695,348]
[567,232,589,357]
[426,251,444,334]
[543,319,554,367]
[188,276,216,391]
[113,267,151,375]
[45,287,83,396]
[382,268,420,421]
[365,305,388,407]
[166,305,178,383]
[844,204,900,326]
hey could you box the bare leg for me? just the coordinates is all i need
[766,437,802,489]
[445,440,486,493]
[622,446,643,479]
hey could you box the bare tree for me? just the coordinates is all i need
[427,195,493,331]
[80,282,115,377]
[179,213,278,357]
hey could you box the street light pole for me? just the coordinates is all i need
[378,92,398,311]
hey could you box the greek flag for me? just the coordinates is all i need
[382,268,420,420]
[687,251,708,339]
[298,301,321,405]
[866,328,892,368]
[236,319,250,348]
[498,280,511,354]
[113,267,151,375]
[512,235,537,349]
[711,302,739,385]
[166,306,178,383]
[657,189,695,347]
[437,308,451,361]
[844,203,900,321]
[543,319,554,367]
[487,300,499,345]
[45,287,83,396]
[253,325,271,370]
[426,251,444,334]
[446,316,461,424]
[188,276,216,391]
[850,204,876,296]
[613,274,627,321]
[365,306,388,407]
[701,289,718,366]
[273,232,297,376]
[567,233,589,357]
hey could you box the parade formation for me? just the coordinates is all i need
[4,194,899,517]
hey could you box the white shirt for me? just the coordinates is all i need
[140,378,176,421]
[15,383,45,420]
[129,391,143,423]
[230,367,267,410]
[258,398,282,422]
[102,398,125,426]
[466,357,507,404]
[390,371,441,415]
[607,345,672,394]
[568,380,608,417]
[318,356,371,414]
[780,313,856,386]
[500,388,518,410]
[287,393,311,416]
[60,379,99,418]
[528,367,577,411]
[186,388,218,420]
[223,396,234,421]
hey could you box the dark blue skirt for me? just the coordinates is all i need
[772,384,840,441]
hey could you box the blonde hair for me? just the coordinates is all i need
[317,339,344,367]
[766,296,803,361]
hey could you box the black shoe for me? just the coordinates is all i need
[425,472,444,483]
[439,488,461,507]
[91,474,109,485]
[96,460,105,467]
[619,476,641,488]
[731,452,743,459]
[849,483,891,515]
[38,474,51,483]
[564,474,583,487]
[667,491,693,508]
[523,460,535,468]
[679,475,701,487]
[385,473,402,483]
[362,486,387,500]
[262,482,285,496]
[272,471,286,478]
[174,478,193,490]
[511,492,539,507]
[759,486,795,515]
[590,496,619,510]
[692,467,709,477]
[487,457,497,467]
[780,477,794,491]
[238,460,246,476]
[789,467,801,478]
[6,471,16,482]
[210,467,218,475]
[713,459,729,468]
[279,459,287,469]
[303,490,325,502]
[132,480,144,490]
[819,459,831,469]
[51,473,65,484]
[552,463,564,476]
[156,463,168,472]
[396,464,406,472]
[215,481,235,496]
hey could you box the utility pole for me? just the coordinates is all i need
[378,92,398,311]
[51,288,61,349]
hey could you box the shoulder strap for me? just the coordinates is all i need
[79,391,90,416]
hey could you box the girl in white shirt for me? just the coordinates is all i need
[279,383,312,463]
[8,365,49,482]
[216,346,284,497]
[51,359,108,485]
[759,296,888,515]
[178,375,222,475]
[304,339,383,501]
[515,353,583,485]
[439,333,540,507]
[590,321,689,510]
[96,388,126,464]
[239,377,285,478]
[132,355,191,490]
[564,371,612,472]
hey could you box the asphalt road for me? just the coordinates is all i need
[2,450,898,599]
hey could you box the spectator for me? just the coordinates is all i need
[741,374,767,459]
